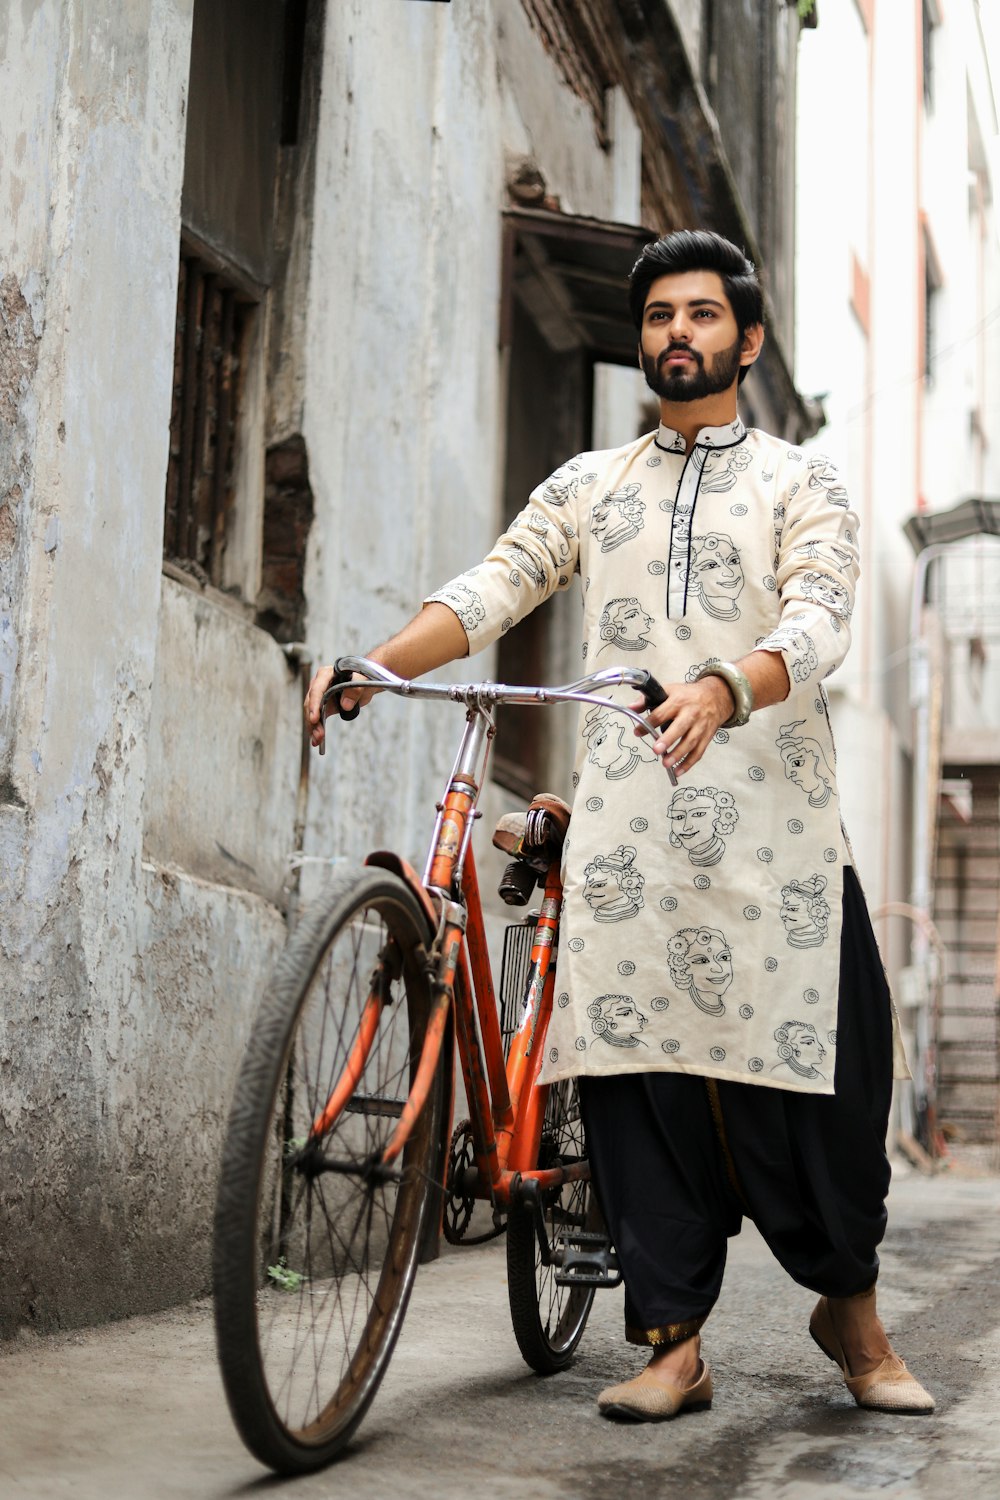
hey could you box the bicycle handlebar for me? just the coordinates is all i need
[321,656,676,782]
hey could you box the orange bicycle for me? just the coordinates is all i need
[212,656,668,1474]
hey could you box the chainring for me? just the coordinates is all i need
[443,1118,506,1244]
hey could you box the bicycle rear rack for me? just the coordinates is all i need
[516,1177,623,1289]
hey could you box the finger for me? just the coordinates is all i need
[304,667,335,724]
[631,695,672,736]
[666,728,713,776]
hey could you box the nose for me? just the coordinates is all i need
[667,310,692,342]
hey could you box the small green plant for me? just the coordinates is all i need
[284,1135,307,1159]
[798,0,816,18]
[267,1257,305,1292]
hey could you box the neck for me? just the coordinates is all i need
[660,389,740,453]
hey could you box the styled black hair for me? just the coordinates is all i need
[628,230,764,339]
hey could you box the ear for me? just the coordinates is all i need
[740,322,764,370]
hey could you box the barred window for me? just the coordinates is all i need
[164,246,255,581]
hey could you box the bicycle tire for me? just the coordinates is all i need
[506,1078,598,1373]
[213,867,445,1475]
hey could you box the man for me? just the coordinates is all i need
[305,230,932,1421]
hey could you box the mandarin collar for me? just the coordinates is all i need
[654,415,747,453]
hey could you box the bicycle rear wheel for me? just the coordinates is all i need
[506,1078,598,1373]
[213,867,445,1475]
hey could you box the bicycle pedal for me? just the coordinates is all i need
[553,1231,622,1288]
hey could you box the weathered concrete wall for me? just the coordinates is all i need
[143,580,301,903]
[0,0,196,1336]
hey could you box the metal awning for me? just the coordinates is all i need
[904,497,1000,553]
[500,207,659,367]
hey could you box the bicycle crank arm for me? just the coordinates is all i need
[514,1176,622,1288]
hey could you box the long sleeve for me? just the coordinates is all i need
[755,452,860,690]
[424,454,596,654]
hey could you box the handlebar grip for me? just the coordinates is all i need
[329,668,361,721]
[635,670,668,711]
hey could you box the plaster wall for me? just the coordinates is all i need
[0,0,198,1335]
[142,580,301,904]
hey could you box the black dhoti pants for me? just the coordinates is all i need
[579,867,894,1345]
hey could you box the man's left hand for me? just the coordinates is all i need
[629,676,735,777]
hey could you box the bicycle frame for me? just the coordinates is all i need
[316,657,665,1215]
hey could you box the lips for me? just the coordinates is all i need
[659,346,701,369]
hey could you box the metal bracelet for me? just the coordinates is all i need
[695,660,754,728]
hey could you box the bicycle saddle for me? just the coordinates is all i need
[492,793,571,871]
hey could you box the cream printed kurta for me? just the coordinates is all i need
[429,418,889,1096]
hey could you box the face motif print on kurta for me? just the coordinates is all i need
[773,1019,828,1080]
[687,532,745,620]
[597,596,654,655]
[667,926,734,1017]
[542,456,598,506]
[777,720,835,808]
[588,993,650,1049]
[779,874,831,949]
[582,700,657,780]
[590,484,645,552]
[582,844,645,922]
[667,784,739,868]
[662,423,750,618]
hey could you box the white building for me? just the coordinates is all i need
[796,0,1000,1150]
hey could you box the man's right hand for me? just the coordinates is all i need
[304,665,379,750]
[304,603,470,750]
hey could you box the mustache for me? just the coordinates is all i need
[658,343,704,369]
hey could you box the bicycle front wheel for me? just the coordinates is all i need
[213,867,445,1475]
[506,1078,598,1373]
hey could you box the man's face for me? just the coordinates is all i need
[639,271,746,403]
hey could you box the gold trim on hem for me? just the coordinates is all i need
[626,1315,706,1347]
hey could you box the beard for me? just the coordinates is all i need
[641,334,743,403]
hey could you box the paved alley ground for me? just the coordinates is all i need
[3,1163,999,1500]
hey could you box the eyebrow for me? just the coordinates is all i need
[644,298,726,313]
